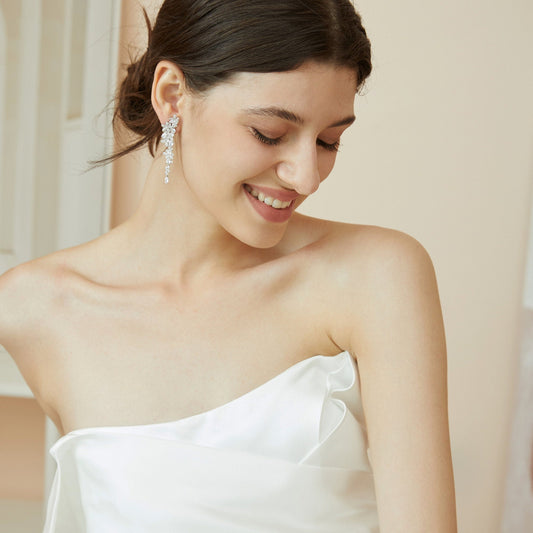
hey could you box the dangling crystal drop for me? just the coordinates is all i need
[161,114,179,184]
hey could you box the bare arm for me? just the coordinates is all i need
[331,229,457,532]
[0,262,65,429]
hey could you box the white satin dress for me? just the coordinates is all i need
[43,351,379,532]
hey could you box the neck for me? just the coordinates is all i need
[113,148,275,288]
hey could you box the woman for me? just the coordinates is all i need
[0,0,457,531]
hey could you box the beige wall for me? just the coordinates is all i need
[0,397,45,500]
[113,1,533,532]
[110,0,162,227]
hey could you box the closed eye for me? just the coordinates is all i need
[251,128,281,145]
[317,139,340,152]
[251,128,340,153]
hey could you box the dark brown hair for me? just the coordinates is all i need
[97,0,372,166]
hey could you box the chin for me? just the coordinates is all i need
[239,226,287,250]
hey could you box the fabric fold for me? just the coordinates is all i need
[43,351,379,533]
[47,433,378,533]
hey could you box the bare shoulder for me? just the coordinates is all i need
[336,222,440,351]
[0,252,79,353]
[321,219,431,268]
[0,259,52,342]
[297,215,434,286]
[290,212,430,262]
[338,223,437,312]
[294,216,439,354]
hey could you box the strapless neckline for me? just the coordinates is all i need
[53,351,355,451]
[44,349,379,533]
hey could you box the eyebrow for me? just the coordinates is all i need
[242,106,356,128]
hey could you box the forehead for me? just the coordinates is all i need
[200,62,358,122]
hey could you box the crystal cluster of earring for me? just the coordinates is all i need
[161,114,179,184]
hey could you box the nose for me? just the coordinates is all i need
[275,142,321,196]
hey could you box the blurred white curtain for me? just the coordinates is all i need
[501,197,533,532]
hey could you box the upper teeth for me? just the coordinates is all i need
[244,184,292,209]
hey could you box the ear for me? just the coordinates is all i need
[151,60,187,125]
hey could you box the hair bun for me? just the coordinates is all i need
[117,52,152,136]
[106,47,161,162]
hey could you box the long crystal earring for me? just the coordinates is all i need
[161,114,179,184]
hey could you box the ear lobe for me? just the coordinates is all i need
[151,60,185,124]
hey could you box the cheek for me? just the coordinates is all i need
[179,120,275,198]
[179,116,230,182]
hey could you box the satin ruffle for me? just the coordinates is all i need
[43,351,379,532]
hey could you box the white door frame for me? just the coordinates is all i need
[0,0,121,504]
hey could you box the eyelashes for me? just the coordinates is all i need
[251,128,340,153]
[318,139,341,152]
[252,129,279,146]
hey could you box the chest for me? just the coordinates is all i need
[49,272,335,434]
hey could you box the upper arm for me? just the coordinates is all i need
[330,228,457,532]
[0,261,66,430]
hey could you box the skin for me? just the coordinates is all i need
[0,61,457,532]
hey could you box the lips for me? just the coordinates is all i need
[243,185,292,209]
[243,183,299,203]
[243,184,297,223]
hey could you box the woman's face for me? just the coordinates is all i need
[176,61,358,248]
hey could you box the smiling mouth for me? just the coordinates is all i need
[243,184,293,209]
